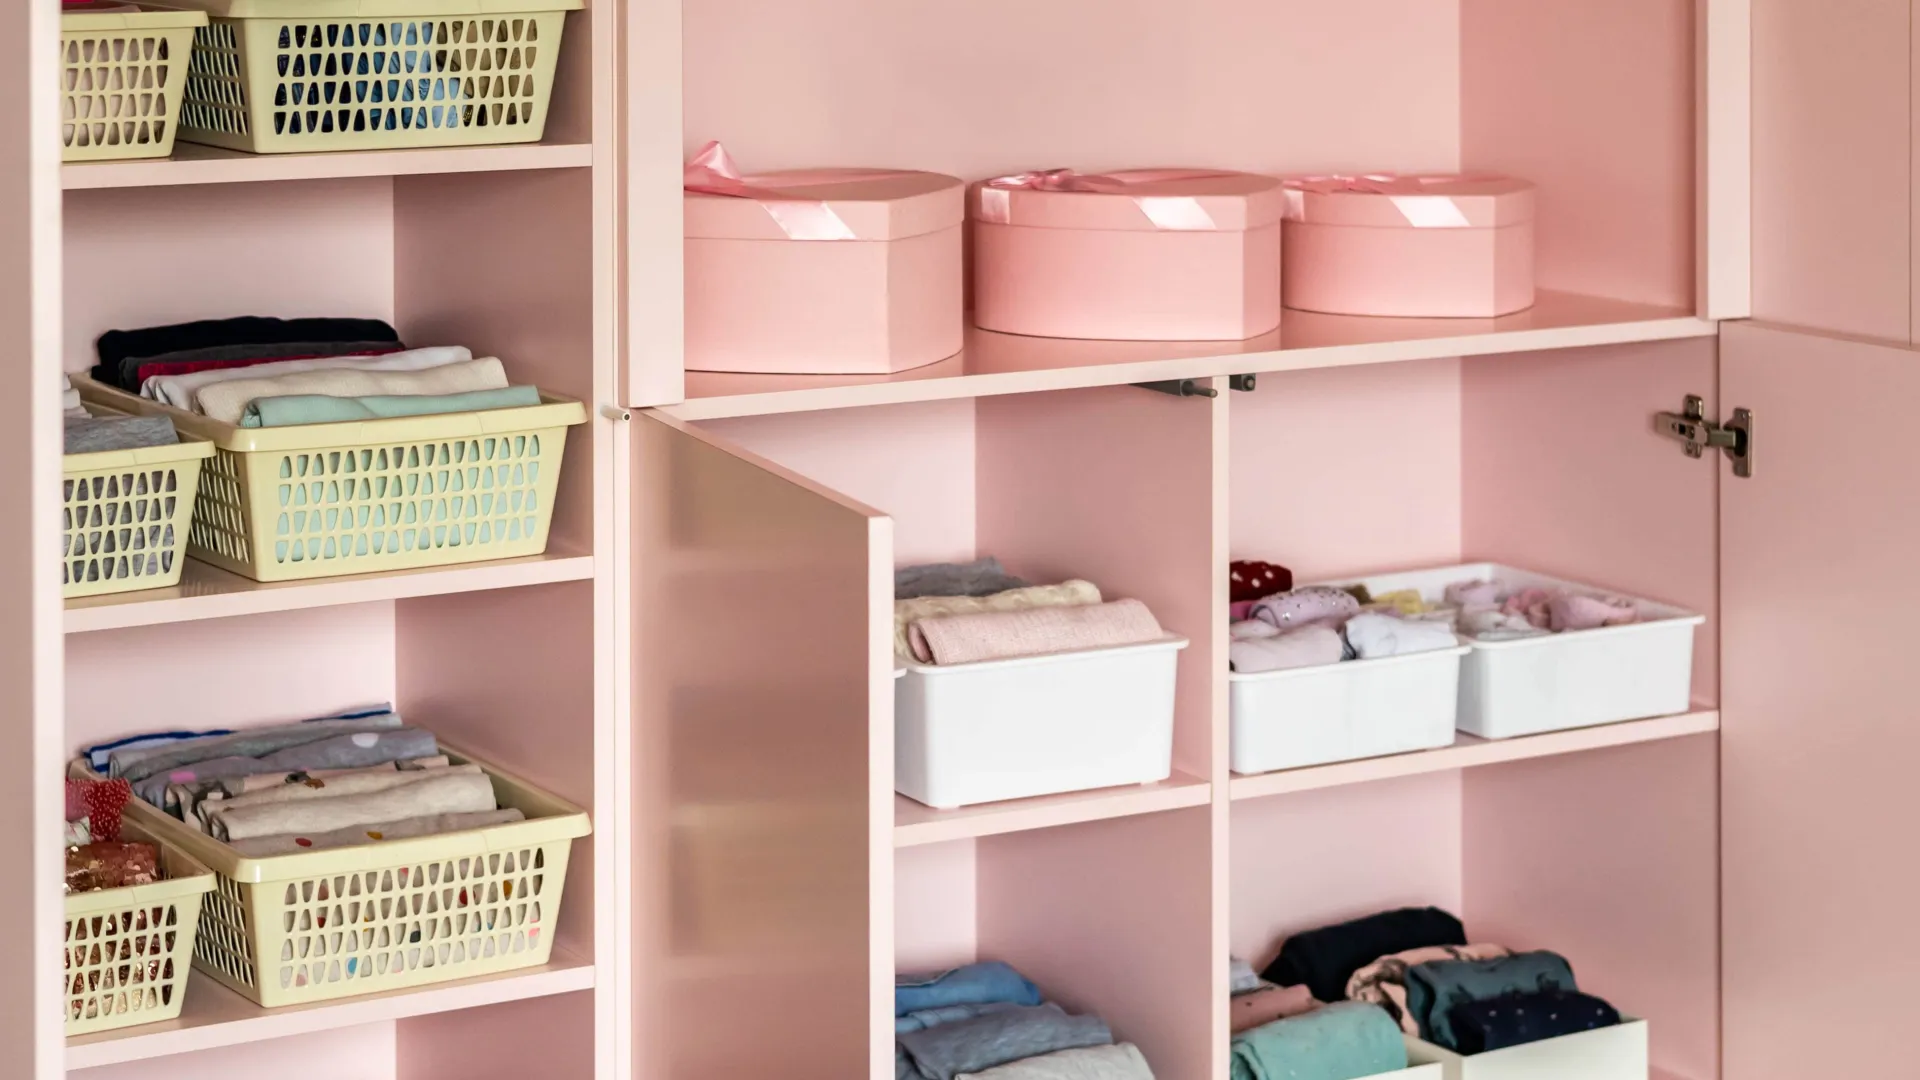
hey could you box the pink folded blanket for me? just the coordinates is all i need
[907,599,1165,665]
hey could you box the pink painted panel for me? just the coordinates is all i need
[1230,773,1463,968]
[1720,321,1920,1080]
[398,992,593,1080]
[894,840,980,972]
[979,808,1215,1080]
[1750,0,1909,340]
[1462,735,1720,1080]
[75,1023,398,1080]
[1462,0,1695,309]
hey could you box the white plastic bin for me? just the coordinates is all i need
[1373,1067,1444,1080]
[1230,644,1467,774]
[895,636,1188,809]
[1335,563,1703,740]
[1405,1018,1648,1080]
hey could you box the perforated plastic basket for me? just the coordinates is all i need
[154,0,582,154]
[61,8,208,162]
[64,822,215,1036]
[63,417,214,598]
[78,377,586,583]
[75,748,591,1008]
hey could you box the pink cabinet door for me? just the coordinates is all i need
[1720,320,1920,1079]
[631,412,893,1080]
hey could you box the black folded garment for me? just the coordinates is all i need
[93,317,402,389]
[1447,989,1621,1054]
[1260,906,1467,1004]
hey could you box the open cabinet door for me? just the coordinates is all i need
[631,413,894,1080]
[1720,321,1920,1080]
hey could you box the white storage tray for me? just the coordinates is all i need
[1230,644,1467,775]
[1335,563,1703,740]
[1406,1017,1648,1080]
[895,635,1188,809]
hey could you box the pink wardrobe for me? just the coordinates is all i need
[0,1,1903,1078]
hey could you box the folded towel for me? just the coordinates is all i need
[112,713,406,782]
[1251,587,1361,631]
[128,340,408,397]
[1446,989,1620,1054]
[194,357,511,424]
[1229,626,1345,674]
[62,374,88,419]
[1231,983,1320,1034]
[1346,943,1513,1034]
[227,807,526,857]
[1230,956,1264,995]
[141,344,472,410]
[201,762,483,822]
[896,962,1044,1017]
[1405,950,1577,1051]
[1341,613,1459,660]
[897,1004,1112,1080]
[63,414,178,455]
[95,316,401,389]
[907,599,1165,666]
[894,581,1102,658]
[208,769,496,840]
[896,557,1030,600]
[898,1002,1023,1035]
[131,728,440,807]
[1262,907,1467,1004]
[240,385,543,427]
[1229,1001,1407,1080]
[956,1043,1154,1080]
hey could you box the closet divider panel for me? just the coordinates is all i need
[631,414,892,1080]
[622,0,684,407]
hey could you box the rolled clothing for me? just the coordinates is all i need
[1341,613,1459,660]
[1548,593,1639,632]
[1231,983,1320,1034]
[140,344,471,409]
[240,385,542,428]
[894,581,1102,658]
[1230,626,1345,674]
[1446,989,1620,1054]
[169,761,403,822]
[64,414,178,454]
[94,316,401,389]
[896,1003,1111,1080]
[195,357,511,424]
[112,713,406,782]
[896,961,1043,1016]
[1229,1001,1407,1080]
[209,769,497,841]
[896,557,1030,600]
[205,762,483,819]
[1261,906,1467,1004]
[1404,950,1577,1051]
[908,599,1165,666]
[1250,587,1361,631]
[227,807,526,857]
[955,1043,1154,1080]
[1230,956,1263,995]
[127,340,408,397]
[1230,620,1280,641]
[1347,943,1513,1034]
[131,728,440,807]
[899,1002,1022,1035]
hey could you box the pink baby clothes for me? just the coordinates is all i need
[1231,620,1281,640]
[1229,626,1345,673]
[1231,983,1321,1033]
[1444,580,1503,609]
[907,599,1165,665]
[1549,592,1640,631]
[1251,587,1361,631]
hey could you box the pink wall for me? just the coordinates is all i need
[894,840,979,972]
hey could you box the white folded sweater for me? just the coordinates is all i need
[194,357,510,425]
[141,345,474,411]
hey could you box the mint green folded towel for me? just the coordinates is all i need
[238,385,543,428]
[1229,1002,1407,1080]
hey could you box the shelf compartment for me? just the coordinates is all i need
[894,768,1211,847]
[61,141,593,190]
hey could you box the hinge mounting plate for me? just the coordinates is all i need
[1655,395,1753,478]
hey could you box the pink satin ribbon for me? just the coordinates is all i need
[977,168,1242,231]
[1285,173,1507,228]
[683,140,861,241]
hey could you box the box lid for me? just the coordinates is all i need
[1282,174,1536,229]
[968,169,1286,233]
[684,142,963,242]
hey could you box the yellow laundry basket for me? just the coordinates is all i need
[65,822,216,1036]
[160,0,582,154]
[78,378,586,583]
[61,7,208,162]
[63,418,214,598]
[84,750,591,1008]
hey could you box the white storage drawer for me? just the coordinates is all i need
[895,636,1188,809]
[1405,1018,1647,1080]
[1229,645,1467,775]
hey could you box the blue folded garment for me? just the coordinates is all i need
[897,1001,1021,1035]
[1405,950,1577,1051]
[1447,989,1620,1055]
[1229,1002,1408,1080]
[896,1003,1111,1080]
[238,385,542,427]
[896,961,1043,1017]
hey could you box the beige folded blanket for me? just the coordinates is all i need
[228,808,527,857]
[198,763,482,832]
[194,357,510,424]
[907,598,1165,666]
[893,580,1102,658]
[210,770,498,841]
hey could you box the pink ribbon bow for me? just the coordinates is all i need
[683,140,860,241]
[977,168,1243,231]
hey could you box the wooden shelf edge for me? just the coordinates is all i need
[62,141,594,191]
[65,952,594,1069]
[1228,708,1721,802]
[893,770,1213,848]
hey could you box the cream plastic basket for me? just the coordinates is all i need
[151,0,582,154]
[61,8,208,162]
[63,415,214,598]
[65,821,216,1036]
[74,748,592,1008]
[77,377,586,583]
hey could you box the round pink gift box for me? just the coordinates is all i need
[969,169,1285,342]
[1281,174,1537,319]
[685,162,965,375]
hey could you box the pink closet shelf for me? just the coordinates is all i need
[64,552,594,633]
[1228,707,1720,801]
[65,950,593,1069]
[664,290,1714,421]
[893,768,1211,847]
[61,141,594,191]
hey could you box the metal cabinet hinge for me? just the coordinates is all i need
[1655,395,1753,478]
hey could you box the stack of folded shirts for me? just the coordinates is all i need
[1230,580,1459,675]
[63,373,180,455]
[895,558,1168,666]
[895,961,1153,1080]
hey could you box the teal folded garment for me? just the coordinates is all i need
[238,385,543,427]
[1404,950,1576,1051]
[1229,1002,1407,1080]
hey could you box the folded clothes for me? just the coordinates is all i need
[62,374,87,419]
[1230,956,1263,995]
[240,385,543,428]
[1458,608,1545,641]
[1548,593,1639,632]
[65,840,160,894]
[112,712,405,782]
[1262,906,1467,1004]
[208,769,496,841]
[894,581,1102,658]
[1405,950,1577,1050]
[1229,1001,1407,1080]
[206,762,479,816]
[63,414,178,455]
[908,599,1165,666]
[81,705,388,772]
[131,728,440,807]
[1250,588,1361,632]
[1230,620,1280,641]
[195,357,511,424]
[1231,561,1292,603]
[1347,943,1513,1034]
[896,1003,1112,1080]
[1229,626,1345,674]
[1446,989,1620,1054]
[899,1002,1022,1035]
[1231,982,1319,1033]
[127,340,409,397]
[163,756,447,822]
[227,808,526,857]
[141,343,471,410]
[1341,612,1459,660]
[896,962,1044,1017]
[94,316,402,389]
[956,1043,1154,1080]
[896,557,1030,600]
